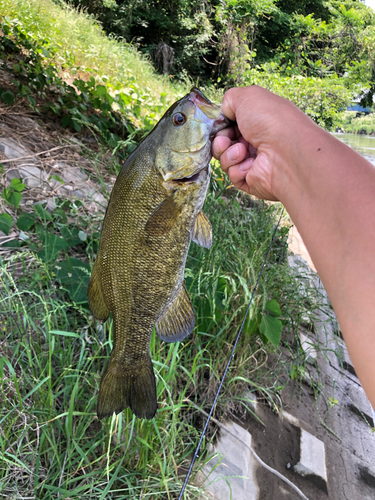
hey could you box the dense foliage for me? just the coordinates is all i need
[64,0,375,126]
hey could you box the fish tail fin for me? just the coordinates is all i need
[97,356,157,420]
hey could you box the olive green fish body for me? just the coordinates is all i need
[88,88,229,420]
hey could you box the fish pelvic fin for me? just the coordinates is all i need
[87,258,110,322]
[97,356,157,420]
[156,282,195,343]
[192,211,212,249]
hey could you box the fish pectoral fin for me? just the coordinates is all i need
[156,282,195,343]
[97,355,157,420]
[145,196,182,236]
[87,258,110,322]
[192,211,212,249]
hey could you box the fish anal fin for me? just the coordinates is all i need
[145,196,182,236]
[192,211,212,249]
[156,283,195,342]
[97,355,157,420]
[88,259,110,322]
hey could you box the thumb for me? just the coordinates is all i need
[220,88,241,122]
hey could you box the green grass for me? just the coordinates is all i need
[0,0,190,124]
[0,162,318,498]
[0,0,226,155]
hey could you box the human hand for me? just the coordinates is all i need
[212,86,315,201]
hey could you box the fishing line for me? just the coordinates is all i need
[178,208,284,500]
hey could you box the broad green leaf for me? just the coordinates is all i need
[260,315,282,347]
[264,299,282,317]
[0,213,13,235]
[2,239,21,248]
[1,90,15,106]
[34,203,52,221]
[52,207,68,224]
[55,258,91,286]
[67,284,89,303]
[27,95,36,107]
[42,47,51,57]
[60,226,82,247]
[71,118,82,132]
[2,189,22,208]
[61,115,72,128]
[245,312,261,335]
[10,178,26,192]
[16,213,35,231]
[94,85,107,97]
[55,258,91,303]
[37,232,69,261]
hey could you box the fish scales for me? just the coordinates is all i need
[88,88,229,420]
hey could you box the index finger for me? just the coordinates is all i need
[215,125,239,141]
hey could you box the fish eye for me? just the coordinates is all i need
[172,112,186,126]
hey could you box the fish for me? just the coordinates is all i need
[87,88,229,420]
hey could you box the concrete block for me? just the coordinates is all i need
[293,429,327,483]
[201,421,259,500]
[282,411,300,427]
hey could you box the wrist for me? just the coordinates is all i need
[270,116,325,206]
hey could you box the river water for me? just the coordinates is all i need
[333,133,375,165]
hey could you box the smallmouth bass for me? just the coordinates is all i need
[88,88,229,420]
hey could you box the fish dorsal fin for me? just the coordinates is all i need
[88,258,110,322]
[145,196,182,236]
[156,282,195,342]
[192,211,212,249]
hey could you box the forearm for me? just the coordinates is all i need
[213,86,375,404]
[276,122,375,404]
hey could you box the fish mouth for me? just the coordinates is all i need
[171,166,208,184]
[189,88,220,119]
[169,141,207,155]
[210,112,231,137]
[189,87,231,134]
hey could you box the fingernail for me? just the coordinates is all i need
[227,145,239,162]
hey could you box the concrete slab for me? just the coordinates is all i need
[200,421,259,500]
[282,411,300,427]
[294,429,327,483]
